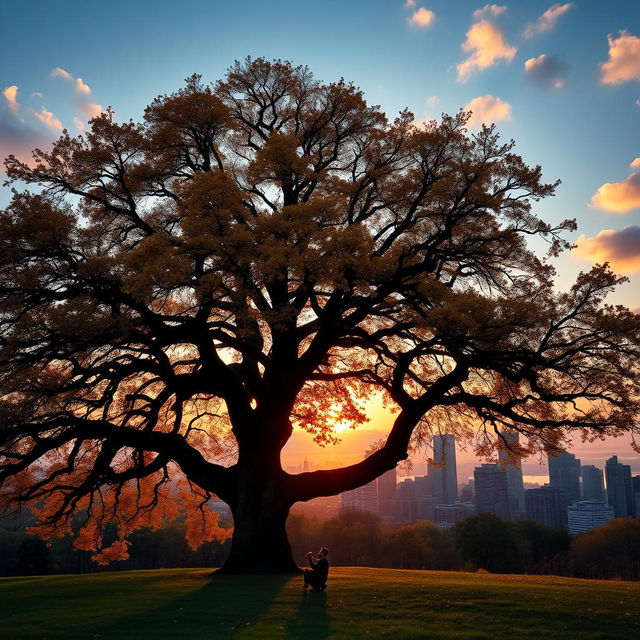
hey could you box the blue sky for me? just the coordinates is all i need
[1,0,639,310]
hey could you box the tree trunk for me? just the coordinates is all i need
[220,478,299,574]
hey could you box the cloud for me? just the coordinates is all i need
[523,3,573,39]
[590,172,640,213]
[31,106,63,131]
[457,20,517,82]
[600,31,640,85]
[51,67,73,81]
[573,226,640,275]
[463,94,512,127]
[408,7,435,28]
[2,85,20,116]
[51,67,93,94]
[524,54,566,88]
[80,103,105,119]
[631,158,640,169]
[0,111,52,165]
[473,4,507,20]
[73,116,85,132]
[404,0,416,7]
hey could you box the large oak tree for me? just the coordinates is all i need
[1,59,638,572]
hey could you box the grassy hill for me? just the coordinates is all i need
[2,567,639,639]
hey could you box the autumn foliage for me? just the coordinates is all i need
[1,58,639,572]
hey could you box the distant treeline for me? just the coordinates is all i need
[2,510,640,581]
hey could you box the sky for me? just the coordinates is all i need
[1,0,639,476]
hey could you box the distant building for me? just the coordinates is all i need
[377,467,397,519]
[605,456,635,518]
[567,500,614,535]
[498,431,525,518]
[429,434,458,504]
[581,465,605,502]
[340,478,378,514]
[548,451,581,504]
[474,464,510,520]
[433,503,470,528]
[414,474,433,499]
[525,487,568,530]
[633,476,640,521]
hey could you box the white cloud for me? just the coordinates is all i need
[473,4,507,20]
[51,67,73,81]
[457,20,517,82]
[523,3,573,39]
[600,31,640,85]
[573,226,640,275]
[2,85,19,116]
[590,173,640,213]
[81,103,104,119]
[408,7,436,28]
[31,106,63,131]
[463,94,512,127]
[73,116,85,132]
[524,54,566,88]
[51,67,93,94]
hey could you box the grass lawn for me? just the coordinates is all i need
[2,567,639,639]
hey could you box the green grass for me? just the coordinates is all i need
[2,567,639,639]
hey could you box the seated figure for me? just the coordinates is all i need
[303,547,329,591]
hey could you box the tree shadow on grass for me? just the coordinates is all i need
[94,571,295,639]
[284,590,331,639]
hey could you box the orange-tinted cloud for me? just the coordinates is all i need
[2,85,20,116]
[464,95,512,127]
[523,2,573,39]
[473,4,506,20]
[51,67,93,94]
[631,158,640,169]
[408,7,435,28]
[80,103,105,119]
[573,226,640,275]
[457,20,516,82]
[524,54,565,88]
[404,0,416,7]
[590,172,640,213]
[600,31,640,85]
[31,106,62,131]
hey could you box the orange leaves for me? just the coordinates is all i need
[248,133,312,185]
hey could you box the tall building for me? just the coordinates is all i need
[548,451,581,504]
[474,464,510,520]
[567,500,614,535]
[498,431,525,518]
[581,465,605,502]
[605,456,634,518]
[525,487,568,530]
[429,434,458,504]
[377,467,397,519]
[340,479,378,514]
[633,476,640,520]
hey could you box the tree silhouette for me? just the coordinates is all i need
[1,58,639,572]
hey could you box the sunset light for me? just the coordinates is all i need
[1,3,639,635]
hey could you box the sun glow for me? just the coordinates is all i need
[325,404,356,433]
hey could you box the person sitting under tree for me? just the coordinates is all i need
[303,547,329,591]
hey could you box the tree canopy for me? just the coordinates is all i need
[1,58,639,571]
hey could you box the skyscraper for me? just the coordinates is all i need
[429,434,458,504]
[581,465,605,502]
[605,456,634,518]
[377,467,397,519]
[497,431,525,518]
[525,487,568,530]
[567,500,614,535]
[548,451,581,504]
[474,464,510,520]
